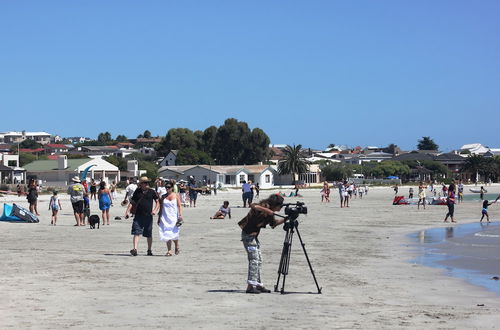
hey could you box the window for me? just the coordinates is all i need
[239,174,245,183]
[265,175,270,183]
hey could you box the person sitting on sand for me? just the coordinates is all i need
[480,200,494,223]
[210,201,231,219]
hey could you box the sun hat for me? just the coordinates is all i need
[72,176,81,183]
[139,176,151,183]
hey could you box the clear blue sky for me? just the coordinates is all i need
[1,1,499,151]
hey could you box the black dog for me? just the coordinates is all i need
[89,214,100,229]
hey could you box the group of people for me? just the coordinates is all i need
[124,176,184,257]
[241,180,259,207]
[321,181,368,207]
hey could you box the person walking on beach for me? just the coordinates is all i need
[26,179,40,216]
[238,194,286,294]
[321,181,330,202]
[480,200,493,223]
[122,178,137,206]
[342,181,349,207]
[158,181,183,256]
[254,182,260,199]
[188,176,199,208]
[417,181,427,210]
[98,181,113,225]
[90,179,97,200]
[457,180,464,203]
[48,191,62,225]
[479,186,486,200]
[242,180,252,208]
[393,184,399,195]
[178,181,187,207]
[68,176,85,226]
[444,182,456,223]
[409,187,414,199]
[125,176,159,256]
[110,181,117,200]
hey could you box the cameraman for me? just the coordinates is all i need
[238,194,286,294]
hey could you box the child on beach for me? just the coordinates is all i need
[321,182,330,202]
[83,193,91,224]
[49,191,62,225]
[210,201,231,219]
[480,200,494,222]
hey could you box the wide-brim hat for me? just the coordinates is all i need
[72,176,81,183]
[139,176,151,183]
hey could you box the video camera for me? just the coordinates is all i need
[283,201,308,221]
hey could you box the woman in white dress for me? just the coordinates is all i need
[158,182,183,256]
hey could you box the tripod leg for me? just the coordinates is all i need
[274,228,292,293]
[295,226,322,294]
[280,228,293,294]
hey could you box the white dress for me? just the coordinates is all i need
[159,198,180,241]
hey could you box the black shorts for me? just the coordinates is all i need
[131,215,153,237]
[72,201,84,214]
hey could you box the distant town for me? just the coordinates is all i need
[0,128,499,189]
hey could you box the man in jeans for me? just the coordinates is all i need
[125,176,159,256]
[67,176,85,226]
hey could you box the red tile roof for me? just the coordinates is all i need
[45,144,68,148]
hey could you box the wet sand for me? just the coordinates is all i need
[1,186,500,329]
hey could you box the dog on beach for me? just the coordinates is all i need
[89,214,100,229]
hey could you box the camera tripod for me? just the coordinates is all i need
[274,215,322,294]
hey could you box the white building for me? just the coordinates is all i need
[158,164,278,189]
[0,131,51,145]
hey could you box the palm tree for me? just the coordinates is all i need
[277,144,309,181]
[461,154,484,183]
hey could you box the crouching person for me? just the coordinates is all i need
[238,194,286,294]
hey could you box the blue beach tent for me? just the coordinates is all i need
[386,176,399,180]
[0,203,39,223]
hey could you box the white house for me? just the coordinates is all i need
[159,150,178,166]
[23,156,120,186]
[158,164,278,188]
[460,143,490,155]
[0,131,52,145]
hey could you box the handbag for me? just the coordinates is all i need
[130,190,147,215]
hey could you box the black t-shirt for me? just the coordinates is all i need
[238,202,277,237]
[131,188,158,217]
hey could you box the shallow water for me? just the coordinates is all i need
[461,193,499,202]
[409,222,500,295]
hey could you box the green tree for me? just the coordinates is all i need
[461,154,484,183]
[115,135,129,142]
[383,143,398,155]
[158,128,200,155]
[176,148,212,165]
[320,162,353,181]
[212,118,251,164]
[243,128,270,165]
[138,160,158,181]
[18,139,42,149]
[143,130,152,139]
[104,155,128,171]
[277,144,309,180]
[417,136,438,151]
[97,132,112,144]
[201,126,217,155]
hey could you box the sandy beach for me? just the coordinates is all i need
[1,186,500,329]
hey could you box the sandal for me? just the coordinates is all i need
[166,251,173,256]
[175,248,180,255]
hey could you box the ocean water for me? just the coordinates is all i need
[409,222,500,295]
[461,193,499,202]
